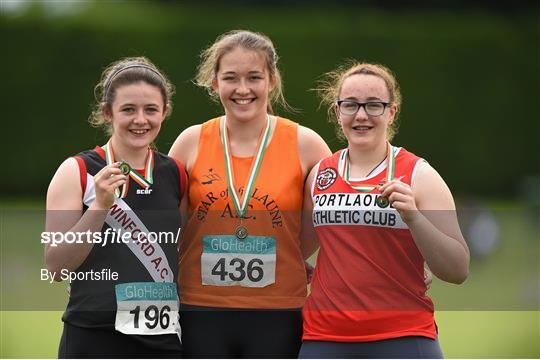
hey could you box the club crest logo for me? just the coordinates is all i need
[316,167,337,190]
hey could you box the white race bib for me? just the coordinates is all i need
[115,282,179,336]
[201,235,276,288]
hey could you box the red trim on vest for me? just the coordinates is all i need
[73,156,87,196]
[94,146,106,160]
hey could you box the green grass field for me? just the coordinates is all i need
[1,199,538,358]
[1,311,538,358]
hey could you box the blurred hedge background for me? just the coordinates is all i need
[1,1,539,358]
[2,0,539,199]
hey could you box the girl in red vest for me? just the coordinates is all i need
[300,62,470,358]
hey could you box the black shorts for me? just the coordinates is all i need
[299,336,444,359]
[179,304,303,358]
[58,322,183,358]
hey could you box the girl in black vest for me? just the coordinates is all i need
[45,57,186,358]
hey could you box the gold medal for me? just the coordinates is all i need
[119,162,132,175]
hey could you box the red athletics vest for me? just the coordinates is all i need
[303,146,437,342]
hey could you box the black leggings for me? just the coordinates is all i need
[299,336,444,359]
[179,304,303,358]
[58,322,183,358]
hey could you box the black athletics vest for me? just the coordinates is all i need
[61,146,185,350]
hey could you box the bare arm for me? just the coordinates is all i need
[297,126,331,259]
[179,184,190,230]
[168,124,202,173]
[45,158,126,278]
[297,125,332,179]
[178,181,190,251]
[300,163,321,260]
[380,161,470,284]
[169,126,200,250]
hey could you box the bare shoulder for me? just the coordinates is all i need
[170,124,202,153]
[413,161,456,210]
[297,125,332,177]
[297,125,326,146]
[47,157,83,211]
[413,161,447,189]
[305,160,321,191]
[168,124,202,172]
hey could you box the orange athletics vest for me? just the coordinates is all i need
[179,117,306,309]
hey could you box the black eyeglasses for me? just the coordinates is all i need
[337,100,389,116]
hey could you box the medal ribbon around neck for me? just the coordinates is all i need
[341,142,396,192]
[221,115,271,219]
[104,141,154,198]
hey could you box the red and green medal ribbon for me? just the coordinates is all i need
[221,115,271,237]
[340,143,396,206]
[104,141,154,199]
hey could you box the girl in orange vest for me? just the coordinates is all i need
[169,30,331,358]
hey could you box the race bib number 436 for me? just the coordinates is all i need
[115,282,179,335]
[201,235,276,288]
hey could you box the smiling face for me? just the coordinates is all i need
[212,47,275,123]
[337,74,396,148]
[104,81,166,150]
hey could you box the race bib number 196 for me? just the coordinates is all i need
[115,282,179,335]
[201,235,276,288]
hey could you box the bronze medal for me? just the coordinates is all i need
[119,162,132,175]
[235,225,248,240]
[376,196,390,208]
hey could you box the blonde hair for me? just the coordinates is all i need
[194,30,290,114]
[316,61,402,141]
[89,56,175,135]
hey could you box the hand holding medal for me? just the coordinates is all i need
[92,162,128,210]
[378,178,419,224]
[104,141,154,199]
